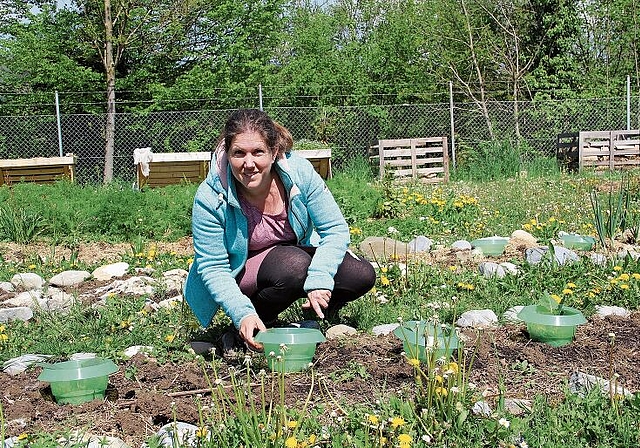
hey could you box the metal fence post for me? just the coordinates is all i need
[55,91,63,157]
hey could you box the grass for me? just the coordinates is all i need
[1,155,640,446]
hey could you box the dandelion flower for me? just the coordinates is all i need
[618,273,630,281]
[287,420,298,429]
[566,282,577,288]
[380,276,391,286]
[390,416,406,429]
[435,387,448,396]
[562,288,573,295]
[398,433,412,446]
[614,265,623,271]
[284,436,297,448]
[367,414,380,425]
[0,334,8,342]
[407,358,420,368]
[164,334,176,343]
[619,283,629,290]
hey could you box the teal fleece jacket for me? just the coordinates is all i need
[183,149,350,329]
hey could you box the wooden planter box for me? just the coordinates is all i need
[136,152,212,189]
[135,148,333,189]
[370,137,449,183]
[293,149,332,180]
[0,155,76,186]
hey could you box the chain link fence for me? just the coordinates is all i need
[0,96,638,184]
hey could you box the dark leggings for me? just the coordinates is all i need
[250,245,376,323]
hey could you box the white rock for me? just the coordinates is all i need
[510,229,537,245]
[503,306,524,323]
[3,354,51,375]
[0,307,33,323]
[371,323,400,336]
[154,422,200,448]
[569,371,633,398]
[158,296,183,309]
[504,398,532,415]
[49,270,92,287]
[5,290,44,308]
[499,262,519,275]
[595,305,631,318]
[85,436,130,448]
[456,309,498,328]
[478,262,506,279]
[123,345,154,359]
[92,262,130,281]
[0,281,15,293]
[326,324,357,339]
[44,288,76,312]
[95,276,155,299]
[163,268,189,278]
[11,272,45,290]
[451,240,472,250]
[471,400,492,417]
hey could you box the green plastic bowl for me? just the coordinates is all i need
[393,321,460,362]
[517,305,587,347]
[470,236,509,256]
[255,328,326,372]
[560,234,596,250]
[38,358,118,405]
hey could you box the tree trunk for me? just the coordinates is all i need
[103,0,115,184]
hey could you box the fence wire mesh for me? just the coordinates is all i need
[0,96,638,184]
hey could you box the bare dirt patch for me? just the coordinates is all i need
[2,315,639,446]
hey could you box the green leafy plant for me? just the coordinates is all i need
[538,291,564,315]
[589,177,631,249]
[0,203,44,244]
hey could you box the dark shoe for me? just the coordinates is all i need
[221,327,245,358]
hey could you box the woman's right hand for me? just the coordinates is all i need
[239,314,267,351]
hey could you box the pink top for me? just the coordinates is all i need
[236,194,297,297]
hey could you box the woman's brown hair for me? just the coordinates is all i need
[221,109,293,157]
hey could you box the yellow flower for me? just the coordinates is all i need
[632,273,640,280]
[407,358,420,368]
[17,434,28,441]
[618,273,630,281]
[284,436,297,448]
[550,294,562,303]
[349,227,362,235]
[435,386,448,396]
[398,433,412,447]
[28,264,37,270]
[390,416,406,429]
[0,333,8,342]
[380,276,390,286]
[447,362,459,374]
[434,375,444,383]
[380,436,387,445]
[367,414,380,425]
[195,427,208,438]
[566,282,577,288]
[381,267,388,273]
[287,420,298,429]
[614,265,623,271]
[0,325,5,332]
[619,283,629,290]
[448,265,457,271]
[164,334,176,343]
[562,288,573,295]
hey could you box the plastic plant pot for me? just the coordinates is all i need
[37,358,118,405]
[517,305,587,347]
[470,236,509,256]
[393,321,460,363]
[255,328,326,372]
[560,234,596,251]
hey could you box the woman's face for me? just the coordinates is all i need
[228,130,276,194]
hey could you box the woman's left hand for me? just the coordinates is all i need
[302,289,331,319]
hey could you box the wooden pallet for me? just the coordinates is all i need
[557,130,640,171]
[0,155,76,186]
[370,137,449,183]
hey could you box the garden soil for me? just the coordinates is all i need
[1,239,639,446]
